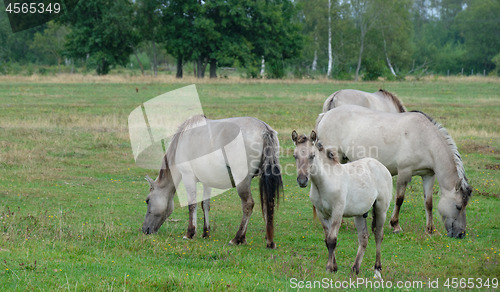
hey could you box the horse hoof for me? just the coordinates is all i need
[373,270,382,280]
[326,264,337,273]
[266,242,276,249]
[392,226,403,234]
[229,237,247,246]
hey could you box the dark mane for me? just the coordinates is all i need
[411,110,472,205]
[378,89,406,113]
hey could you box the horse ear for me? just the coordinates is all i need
[145,175,155,189]
[310,130,317,142]
[291,130,298,143]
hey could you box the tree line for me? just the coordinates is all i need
[0,0,499,79]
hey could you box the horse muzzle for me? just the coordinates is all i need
[448,229,466,239]
[297,176,308,188]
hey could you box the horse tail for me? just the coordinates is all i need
[259,125,283,249]
[322,90,341,112]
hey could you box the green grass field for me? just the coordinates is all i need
[0,76,499,290]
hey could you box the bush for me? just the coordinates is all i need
[266,59,285,79]
[362,58,386,81]
[492,52,500,76]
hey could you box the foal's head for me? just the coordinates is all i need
[292,130,318,188]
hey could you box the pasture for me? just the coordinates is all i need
[0,76,499,290]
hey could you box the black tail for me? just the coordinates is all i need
[259,127,283,249]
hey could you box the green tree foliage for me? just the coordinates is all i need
[1,0,498,77]
[455,0,500,72]
[61,0,138,75]
[30,21,70,66]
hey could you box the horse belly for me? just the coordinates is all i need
[343,164,379,217]
[177,149,235,189]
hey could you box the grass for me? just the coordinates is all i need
[0,76,499,290]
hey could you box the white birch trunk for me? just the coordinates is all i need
[327,0,333,77]
[260,56,265,77]
[312,49,318,72]
[383,38,396,77]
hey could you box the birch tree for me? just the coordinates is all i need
[350,0,377,81]
[327,0,333,77]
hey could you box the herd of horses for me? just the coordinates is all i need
[141,89,472,275]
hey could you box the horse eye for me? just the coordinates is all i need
[456,204,462,211]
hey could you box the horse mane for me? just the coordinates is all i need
[315,113,325,130]
[158,114,207,182]
[411,110,472,205]
[378,89,406,113]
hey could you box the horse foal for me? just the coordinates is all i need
[292,130,392,275]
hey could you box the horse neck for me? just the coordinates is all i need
[157,164,177,198]
[432,143,461,192]
[310,154,341,190]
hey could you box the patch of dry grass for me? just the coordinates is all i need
[1,73,499,84]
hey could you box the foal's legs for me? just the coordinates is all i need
[323,216,342,273]
[352,216,369,274]
[229,180,254,246]
[390,172,411,233]
[202,185,211,238]
[422,175,436,234]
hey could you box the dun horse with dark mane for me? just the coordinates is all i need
[316,105,472,238]
[142,115,283,249]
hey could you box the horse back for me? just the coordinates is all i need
[317,105,438,175]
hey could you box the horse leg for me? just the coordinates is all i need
[202,185,211,238]
[183,180,198,239]
[422,175,436,234]
[390,173,411,233]
[372,202,387,274]
[352,216,369,274]
[325,217,342,273]
[229,181,254,246]
[184,203,197,239]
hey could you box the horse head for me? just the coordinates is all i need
[438,183,472,239]
[142,173,175,234]
[292,130,318,188]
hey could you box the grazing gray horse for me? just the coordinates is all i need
[316,105,472,238]
[292,130,392,276]
[142,115,283,249]
[322,89,406,113]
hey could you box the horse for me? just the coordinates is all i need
[322,89,406,113]
[316,105,472,238]
[142,115,283,249]
[292,130,392,275]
